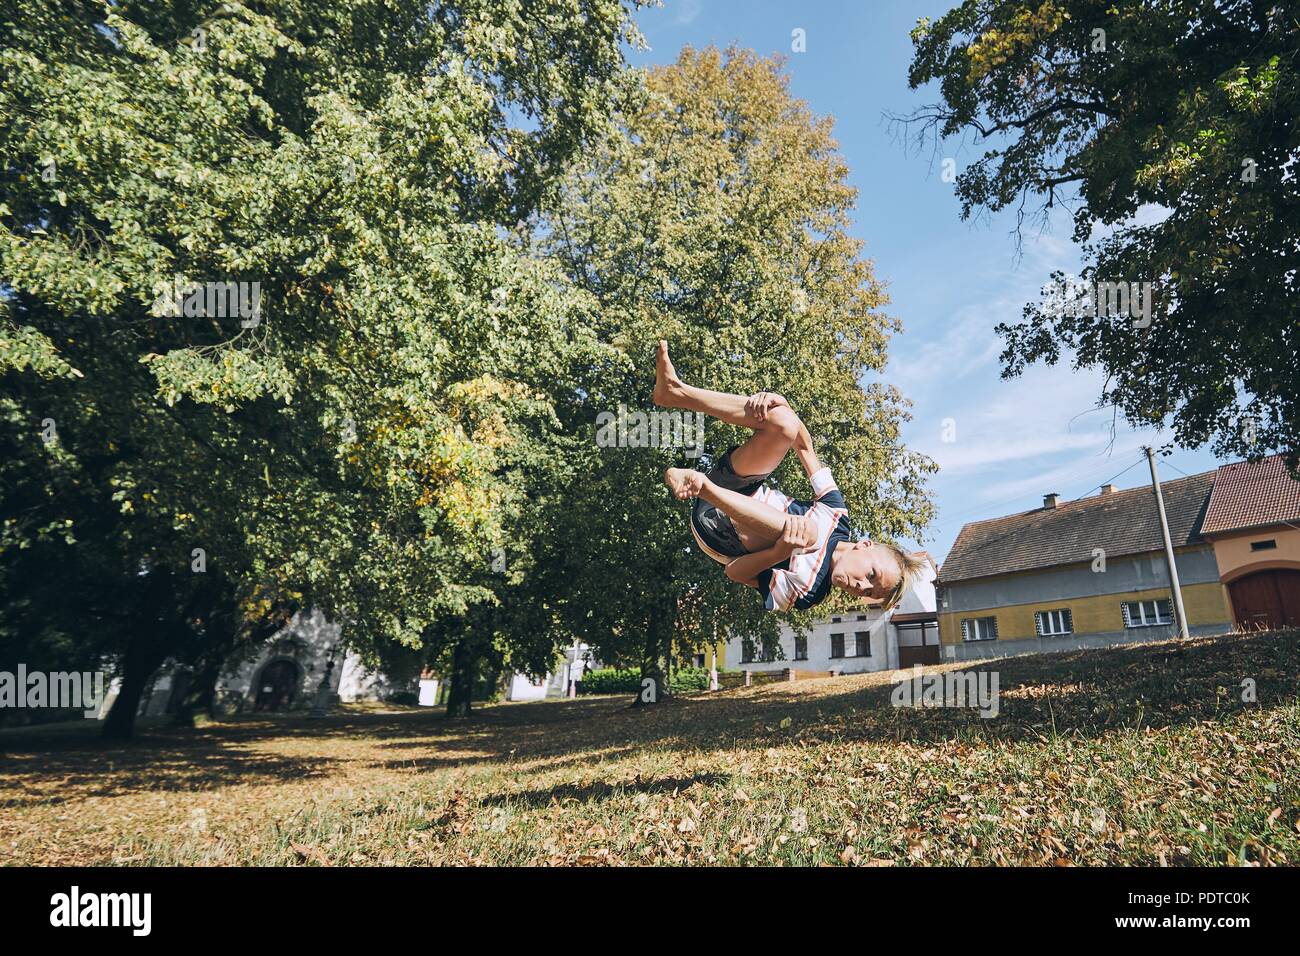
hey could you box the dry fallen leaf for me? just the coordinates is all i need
[290,842,332,867]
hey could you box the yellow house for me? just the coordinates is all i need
[936,455,1300,661]
[936,471,1232,661]
[1200,455,1300,629]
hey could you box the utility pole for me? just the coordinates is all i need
[1145,446,1190,639]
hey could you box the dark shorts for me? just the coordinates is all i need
[689,446,775,565]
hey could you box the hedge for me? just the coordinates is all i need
[578,666,715,696]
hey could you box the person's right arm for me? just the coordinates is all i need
[724,514,817,587]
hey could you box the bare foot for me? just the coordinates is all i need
[652,339,685,407]
[664,467,705,500]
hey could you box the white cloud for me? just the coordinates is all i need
[672,0,703,26]
[908,354,1118,466]
[926,430,1111,474]
[884,229,1080,402]
[972,437,1149,505]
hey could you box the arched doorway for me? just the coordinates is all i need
[254,659,301,712]
[1228,569,1300,631]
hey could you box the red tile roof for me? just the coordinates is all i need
[940,471,1215,583]
[1201,454,1300,535]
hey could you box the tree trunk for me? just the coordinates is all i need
[102,642,166,739]
[169,657,223,727]
[445,637,476,718]
[170,599,294,726]
[634,608,670,706]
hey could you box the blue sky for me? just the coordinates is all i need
[630,0,1228,562]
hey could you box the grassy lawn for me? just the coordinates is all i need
[2,630,1298,866]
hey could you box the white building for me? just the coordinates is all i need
[508,642,602,701]
[134,609,418,718]
[724,556,939,675]
[131,613,602,717]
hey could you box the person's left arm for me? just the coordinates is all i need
[745,391,828,491]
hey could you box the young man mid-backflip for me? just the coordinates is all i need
[655,341,926,613]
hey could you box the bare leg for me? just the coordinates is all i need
[665,469,785,551]
[653,340,799,476]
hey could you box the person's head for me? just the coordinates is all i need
[830,540,928,610]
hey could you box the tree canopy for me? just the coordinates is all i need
[542,47,935,683]
[902,0,1298,465]
[2,7,935,728]
[1,0,640,731]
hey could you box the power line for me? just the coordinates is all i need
[1069,455,1148,502]
[1165,455,1300,536]
[934,451,1148,530]
[933,452,1150,562]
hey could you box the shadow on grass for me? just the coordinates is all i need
[0,736,340,807]
[2,629,1296,803]
[479,771,730,810]
[361,628,1300,766]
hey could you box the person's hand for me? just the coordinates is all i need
[745,390,787,422]
[779,514,818,554]
[665,467,706,500]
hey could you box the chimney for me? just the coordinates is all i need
[1099,483,1118,495]
[1043,492,1061,509]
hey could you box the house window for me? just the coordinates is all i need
[960,617,998,642]
[1035,608,1073,637]
[1250,539,1277,552]
[831,616,841,623]
[856,615,866,621]
[794,636,808,661]
[741,644,753,664]
[1121,599,1173,628]
[829,633,845,658]
[854,631,871,657]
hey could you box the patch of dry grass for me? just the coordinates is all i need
[2,630,1298,866]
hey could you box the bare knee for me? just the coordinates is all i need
[765,406,801,443]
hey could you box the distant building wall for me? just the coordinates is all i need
[938,580,1232,662]
[215,609,343,713]
[727,611,897,675]
[939,547,1222,615]
[337,651,418,704]
[505,673,549,701]
[1208,524,1300,582]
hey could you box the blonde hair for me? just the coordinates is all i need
[875,543,929,611]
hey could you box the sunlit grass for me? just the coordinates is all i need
[2,630,1297,866]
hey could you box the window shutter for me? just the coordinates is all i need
[1159,599,1173,622]
[990,617,999,639]
[1121,602,1132,627]
[1034,612,1044,636]
[961,619,970,641]
[1063,609,1073,633]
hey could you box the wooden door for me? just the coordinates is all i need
[1229,570,1300,630]
[255,660,300,711]
[896,621,941,666]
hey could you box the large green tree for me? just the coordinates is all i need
[0,0,638,734]
[902,0,1298,464]
[542,47,936,698]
